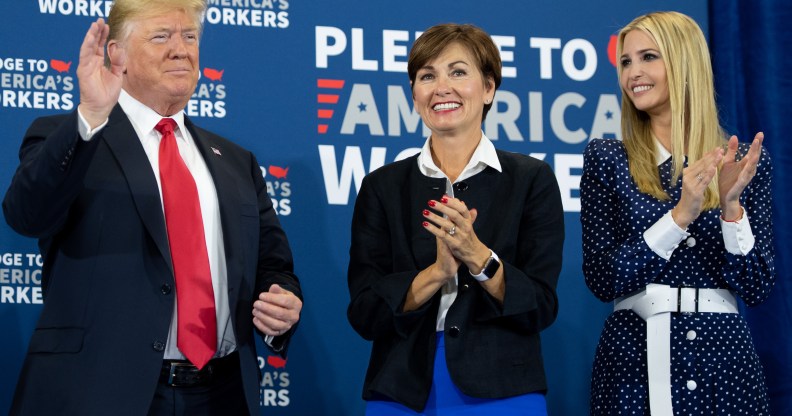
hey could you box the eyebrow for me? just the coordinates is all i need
[621,48,660,58]
[420,60,469,71]
[148,25,199,33]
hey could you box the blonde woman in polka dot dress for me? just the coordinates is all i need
[581,11,775,416]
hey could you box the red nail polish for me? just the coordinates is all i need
[423,209,430,216]
[422,221,429,227]
[428,200,436,207]
[441,197,448,204]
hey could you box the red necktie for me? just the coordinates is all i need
[156,118,216,369]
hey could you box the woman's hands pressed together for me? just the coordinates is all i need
[422,195,490,275]
[421,195,507,302]
[404,194,507,312]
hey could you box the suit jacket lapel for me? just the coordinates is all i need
[184,117,243,303]
[102,105,173,272]
[454,167,499,244]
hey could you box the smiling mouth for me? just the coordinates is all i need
[632,85,653,93]
[433,102,461,111]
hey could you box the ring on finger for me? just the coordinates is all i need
[447,225,456,236]
[696,173,704,182]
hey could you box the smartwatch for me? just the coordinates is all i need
[470,250,500,282]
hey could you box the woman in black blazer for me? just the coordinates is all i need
[347,23,565,415]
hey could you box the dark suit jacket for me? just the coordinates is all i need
[3,105,302,416]
[347,150,565,411]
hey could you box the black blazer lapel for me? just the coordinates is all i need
[184,118,245,303]
[101,105,172,272]
[452,167,500,245]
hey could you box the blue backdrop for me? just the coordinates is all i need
[3,2,784,416]
[710,1,792,414]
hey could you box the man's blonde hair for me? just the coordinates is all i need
[108,0,206,43]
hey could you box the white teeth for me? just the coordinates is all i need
[633,85,653,93]
[433,102,461,111]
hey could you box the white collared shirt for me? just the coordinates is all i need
[78,91,236,359]
[643,139,754,260]
[417,132,502,331]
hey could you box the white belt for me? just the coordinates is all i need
[614,283,738,416]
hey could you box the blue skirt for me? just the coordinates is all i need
[365,332,547,415]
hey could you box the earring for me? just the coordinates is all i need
[485,99,491,104]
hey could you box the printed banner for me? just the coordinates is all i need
[0,1,707,414]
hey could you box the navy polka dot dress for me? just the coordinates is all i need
[581,138,775,415]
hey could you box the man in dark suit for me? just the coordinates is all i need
[2,1,302,415]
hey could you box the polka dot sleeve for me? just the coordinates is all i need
[580,139,669,302]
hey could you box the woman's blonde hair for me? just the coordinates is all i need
[617,11,725,209]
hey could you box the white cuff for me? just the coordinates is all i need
[77,108,108,141]
[721,211,754,255]
[644,210,689,261]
